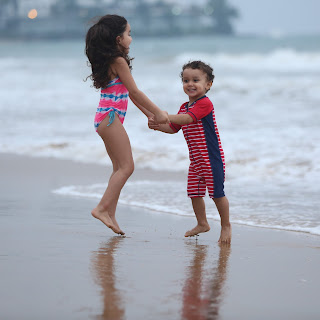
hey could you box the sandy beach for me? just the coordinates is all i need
[0,153,319,320]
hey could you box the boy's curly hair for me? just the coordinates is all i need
[85,14,133,89]
[180,61,215,82]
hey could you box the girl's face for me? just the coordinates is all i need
[182,68,212,103]
[117,23,132,54]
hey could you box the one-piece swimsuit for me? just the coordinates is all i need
[94,76,129,131]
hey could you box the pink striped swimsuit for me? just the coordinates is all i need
[94,76,129,131]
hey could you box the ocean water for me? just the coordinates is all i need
[1,35,320,236]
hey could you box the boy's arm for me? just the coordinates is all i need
[168,114,193,125]
[149,103,193,133]
[148,117,176,134]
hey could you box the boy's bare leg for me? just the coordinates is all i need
[213,196,231,244]
[185,197,211,237]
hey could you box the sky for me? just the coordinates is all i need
[227,0,320,35]
[19,0,320,35]
[171,0,320,35]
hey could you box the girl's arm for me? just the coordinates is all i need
[130,95,154,118]
[113,58,168,123]
[148,117,175,134]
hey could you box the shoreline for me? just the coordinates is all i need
[3,152,319,238]
[1,152,320,319]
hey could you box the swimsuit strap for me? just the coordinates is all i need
[107,110,115,126]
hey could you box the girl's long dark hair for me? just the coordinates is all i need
[85,15,132,89]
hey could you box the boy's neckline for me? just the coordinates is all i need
[187,95,207,108]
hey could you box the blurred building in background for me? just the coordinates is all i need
[0,0,239,38]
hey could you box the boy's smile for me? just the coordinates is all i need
[182,68,212,103]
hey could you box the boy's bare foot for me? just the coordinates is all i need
[218,224,232,244]
[185,224,210,237]
[91,208,125,235]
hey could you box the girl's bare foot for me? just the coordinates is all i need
[185,224,210,237]
[218,224,232,244]
[110,216,125,235]
[91,207,124,235]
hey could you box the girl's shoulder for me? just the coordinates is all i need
[109,57,127,78]
[113,56,128,66]
[112,57,130,75]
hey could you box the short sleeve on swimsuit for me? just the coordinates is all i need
[187,97,213,123]
[169,122,181,132]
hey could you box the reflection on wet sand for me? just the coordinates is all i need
[182,242,231,320]
[91,237,125,320]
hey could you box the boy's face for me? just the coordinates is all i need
[182,68,212,103]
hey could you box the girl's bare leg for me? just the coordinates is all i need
[185,197,211,237]
[213,196,231,244]
[102,149,123,232]
[103,170,122,232]
[91,115,134,235]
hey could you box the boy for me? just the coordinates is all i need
[149,61,231,243]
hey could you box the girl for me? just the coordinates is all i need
[85,14,168,235]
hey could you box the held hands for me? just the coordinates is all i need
[148,116,160,130]
[154,110,169,124]
[149,110,169,131]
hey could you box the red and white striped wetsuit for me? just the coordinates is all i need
[169,96,225,199]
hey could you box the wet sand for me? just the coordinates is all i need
[0,153,319,320]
